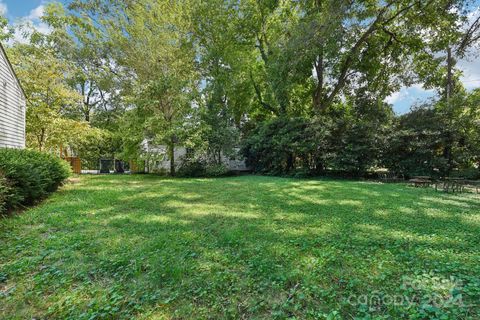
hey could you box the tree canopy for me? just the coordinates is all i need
[3,0,480,177]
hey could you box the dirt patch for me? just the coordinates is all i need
[67,177,82,184]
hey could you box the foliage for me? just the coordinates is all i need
[177,158,231,178]
[22,0,477,178]
[7,43,81,148]
[0,13,13,41]
[242,117,314,175]
[69,128,114,170]
[243,99,393,177]
[383,89,480,178]
[43,2,121,124]
[177,158,207,178]
[0,149,70,213]
[204,163,230,177]
[64,0,200,175]
[197,101,241,164]
[1,175,479,318]
[7,43,106,158]
[0,172,12,214]
[450,167,480,180]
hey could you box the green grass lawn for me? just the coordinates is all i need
[1,175,479,319]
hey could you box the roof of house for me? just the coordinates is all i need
[0,41,27,100]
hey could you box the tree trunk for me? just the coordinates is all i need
[84,107,90,122]
[38,128,45,152]
[444,46,454,176]
[313,52,324,112]
[446,46,453,101]
[286,153,294,172]
[169,137,175,176]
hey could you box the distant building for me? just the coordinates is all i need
[142,140,250,173]
[0,42,26,149]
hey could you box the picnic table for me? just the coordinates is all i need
[378,172,404,183]
[409,177,431,187]
[413,176,432,180]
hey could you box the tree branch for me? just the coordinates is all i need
[250,71,277,114]
[321,1,427,110]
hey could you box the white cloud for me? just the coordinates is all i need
[385,90,405,105]
[386,6,480,112]
[27,5,45,21]
[386,85,434,105]
[458,57,480,90]
[387,54,480,112]
[0,1,7,16]
[10,4,52,44]
[466,6,480,22]
[386,85,437,114]
[24,5,51,35]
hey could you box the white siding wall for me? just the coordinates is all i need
[147,144,188,172]
[0,46,26,149]
[143,140,249,172]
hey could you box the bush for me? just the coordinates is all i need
[177,159,206,177]
[242,110,391,177]
[242,117,315,175]
[0,172,13,214]
[205,163,230,177]
[177,158,231,178]
[450,167,480,180]
[0,148,71,213]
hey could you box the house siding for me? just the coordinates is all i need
[0,44,26,149]
[142,140,250,173]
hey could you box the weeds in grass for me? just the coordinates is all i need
[1,175,479,319]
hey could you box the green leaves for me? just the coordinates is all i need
[0,148,71,213]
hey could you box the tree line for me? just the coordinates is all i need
[2,0,479,177]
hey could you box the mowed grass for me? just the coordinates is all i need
[1,175,479,319]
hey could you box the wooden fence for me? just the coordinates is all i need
[64,157,82,174]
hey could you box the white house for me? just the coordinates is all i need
[141,140,250,173]
[0,42,26,149]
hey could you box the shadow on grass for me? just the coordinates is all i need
[1,175,479,318]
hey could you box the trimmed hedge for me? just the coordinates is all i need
[177,159,231,178]
[0,172,12,213]
[0,148,71,213]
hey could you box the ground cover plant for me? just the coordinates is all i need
[1,175,479,319]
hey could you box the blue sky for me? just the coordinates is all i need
[1,0,479,114]
[1,0,47,18]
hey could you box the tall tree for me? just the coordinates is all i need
[42,2,121,125]
[8,42,106,157]
[67,0,198,175]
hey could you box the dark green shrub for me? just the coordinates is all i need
[0,148,71,212]
[450,167,480,180]
[0,172,13,214]
[291,168,311,179]
[205,163,230,177]
[177,159,206,177]
[177,158,231,178]
[242,102,392,177]
[242,117,315,175]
